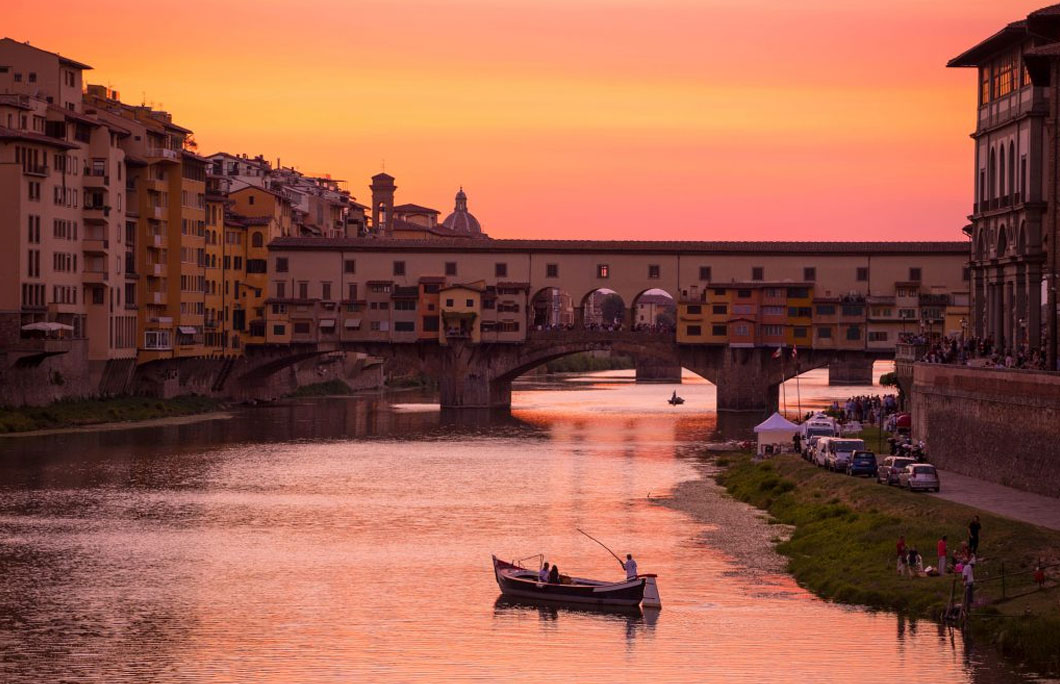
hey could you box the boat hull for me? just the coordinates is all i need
[492,556,646,607]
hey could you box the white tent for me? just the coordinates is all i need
[753,412,800,456]
[21,322,74,332]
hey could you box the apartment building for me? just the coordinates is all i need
[0,39,136,365]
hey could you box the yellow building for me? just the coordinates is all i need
[228,186,292,344]
[440,283,483,344]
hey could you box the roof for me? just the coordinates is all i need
[393,203,439,215]
[0,125,78,150]
[754,412,799,433]
[947,20,1028,67]
[268,237,969,256]
[0,38,92,70]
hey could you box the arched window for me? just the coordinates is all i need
[976,230,986,261]
[999,146,1006,197]
[989,148,997,200]
[997,224,1007,257]
[251,231,264,248]
[1018,221,1027,254]
[1008,141,1015,200]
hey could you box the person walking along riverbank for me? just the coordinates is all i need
[937,535,947,575]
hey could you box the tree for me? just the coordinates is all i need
[601,293,625,325]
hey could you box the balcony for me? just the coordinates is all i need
[146,147,180,162]
[12,337,72,356]
[150,263,167,277]
[83,205,111,223]
[82,238,109,254]
[151,234,166,248]
[151,291,166,305]
[83,173,110,187]
[83,270,109,284]
[151,206,165,220]
[23,164,49,177]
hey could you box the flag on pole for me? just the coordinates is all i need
[772,347,783,359]
[791,345,798,359]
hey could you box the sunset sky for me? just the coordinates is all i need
[5,0,1049,240]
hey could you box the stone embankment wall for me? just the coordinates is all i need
[912,364,1060,497]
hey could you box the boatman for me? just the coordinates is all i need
[622,553,638,580]
[538,562,550,583]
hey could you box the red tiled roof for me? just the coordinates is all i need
[393,203,440,214]
[0,126,78,149]
[947,21,1028,68]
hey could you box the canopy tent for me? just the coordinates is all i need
[753,412,800,456]
[21,322,74,332]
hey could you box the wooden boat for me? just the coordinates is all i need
[491,555,660,608]
[667,391,684,405]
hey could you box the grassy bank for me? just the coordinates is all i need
[0,395,222,434]
[717,452,1060,675]
[289,379,355,397]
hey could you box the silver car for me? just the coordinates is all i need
[897,464,941,492]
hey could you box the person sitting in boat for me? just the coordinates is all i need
[548,564,560,584]
[622,553,638,580]
[538,562,550,583]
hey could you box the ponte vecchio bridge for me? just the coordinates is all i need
[228,237,969,413]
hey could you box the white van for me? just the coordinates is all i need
[818,437,866,472]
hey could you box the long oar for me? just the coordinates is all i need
[576,528,624,567]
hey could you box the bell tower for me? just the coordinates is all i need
[370,172,396,236]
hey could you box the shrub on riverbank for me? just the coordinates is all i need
[545,353,634,373]
[0,395,221,434]
[717,453,1060,675]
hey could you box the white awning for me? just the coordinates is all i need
[22,322,74,332]
[319,319,336,327]
[178,326,198,335]
[344,318,362,328]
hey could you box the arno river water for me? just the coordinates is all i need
[0,368,1045,682]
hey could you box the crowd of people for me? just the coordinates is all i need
[913,335,1050,371]
[532,322,675,334]
[896,516,984,616]
[823,394,898,424]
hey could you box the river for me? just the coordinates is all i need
[0,368,1044,682]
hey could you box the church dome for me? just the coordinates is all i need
[441,188,483,236]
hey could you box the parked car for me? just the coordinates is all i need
[818,437,866,472]
[846,451,878,477]
[877,456,915,485]
[898,463,941,492]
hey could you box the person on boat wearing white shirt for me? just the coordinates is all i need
[538,562,550,583]
[622,554,638,580]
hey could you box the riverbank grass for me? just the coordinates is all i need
[718,453,1060,675]
[0,395,221,434]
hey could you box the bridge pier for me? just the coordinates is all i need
[827,356,876,386]
[634,355,682,383]
[682,346,780,414]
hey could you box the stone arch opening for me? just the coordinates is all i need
[580,288,626,330]
[629,288,676,333]
[976,229,986,261]
[1018,221,1027,255]
[529,287,575,330]
[997,224,1007,257]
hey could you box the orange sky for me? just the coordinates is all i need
[5,0,1049,240]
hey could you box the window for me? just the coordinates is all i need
[762,306,785,316]
[273,325,286,336]
[763,325,783,336]
[712,324,727,336]
[648,264,660,279]
[803,267,816,282]
[466,299,474,307]
[736,289,751,298]
[298,282,308,299]
[395,321,415,332]
[322,282,332,300]
[686,325,702,336]
[546,263,559,278]
[276,257,289,273]
[445,299,454,307]
[846,325,861,341]
[733,304,753,315]
[248,195,255,205]
[445,262,457,276]
[294,322,311,334]
[793,327,808,338]
[789,307,812,318]
[393,261,405,276]
[962,267,970,281]
[344,259,356,274]
[908,267,922,282]
[495,262,507,278]
[734,323,750,336]
[394,300,416,310]
[712,304,727,315]
[597,264,609,278]
[856,267,868,282]
[841,304,863,317]
[868,331,888,342]
[817,327,833,339]
[751,267,764,281]
[423,316,439,332]
[686,305,701,314]
[699,266,711,281]
[347,283,358,300]
[816,304,836,316]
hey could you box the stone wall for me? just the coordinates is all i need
[912,363,1060,497]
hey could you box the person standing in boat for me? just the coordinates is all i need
[538,562,550,583]
[548,564,560,584]
[622,553,638,580]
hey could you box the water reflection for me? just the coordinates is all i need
[0,370,1045,683]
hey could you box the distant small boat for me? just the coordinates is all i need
[491,556,659,608]
[667,392,684,406]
